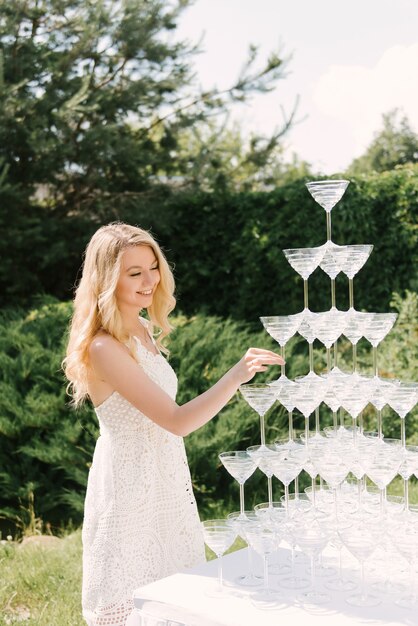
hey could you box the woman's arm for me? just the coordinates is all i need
[89,335,283,437]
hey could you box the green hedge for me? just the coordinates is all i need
[1,166,417,323]
[0,294,417,534]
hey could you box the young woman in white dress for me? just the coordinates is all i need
[63,222,283,626]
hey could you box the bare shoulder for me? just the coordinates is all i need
[89,332,127,362]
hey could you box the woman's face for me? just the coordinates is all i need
[115,245,160,310]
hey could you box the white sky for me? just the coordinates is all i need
[176,0,418,173]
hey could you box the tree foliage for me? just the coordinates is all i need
[348,109,418,175]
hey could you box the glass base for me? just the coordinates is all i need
[395,594,417,609]
[299,589,331,605]
[345,591,381,607]
[371,580,405,595]
[205,585,231,598]
[314,563,336,578]
[235,572,263,587]
[280,574,310,590]
[251,588,283,609]
[269,562,291,575]
[325,577,356,592]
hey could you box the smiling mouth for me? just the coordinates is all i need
[137,289,153,295]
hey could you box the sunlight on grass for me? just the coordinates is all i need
[0,531,83,626]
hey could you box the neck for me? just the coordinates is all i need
[118,305,144,337]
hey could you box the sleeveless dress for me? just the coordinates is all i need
[81,332,206,626]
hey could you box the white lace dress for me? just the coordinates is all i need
[82,335,206,626]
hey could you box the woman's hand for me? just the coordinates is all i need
[231,348,285,385]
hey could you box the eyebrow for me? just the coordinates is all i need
[126,261,158,271]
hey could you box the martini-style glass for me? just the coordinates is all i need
[245,520,283,607]
[361,438,403,515]
[362,313,397,377]
[202,519,237,596]
[318,241,349,310]
[291,377,327,444]
[388,518,418,609]
[343,311,371,373]
[247,444,278,508]
[271,376,298,444]
[338,514,383,607]
[333,375,372,440]
[239,383,276,447]
[368,376,399,439]
[309,441,350,517]
[398,446,418,512]
[218,451,257,520]
[386,382,418,447]
[339,244,373,310]
[292,519,331,605]
[321,367,350,432]
[296,309,319,376]
[272,440,307,513]
[306,179,350,242]
[226,511,263,587]
[260,315,300,377]
[282,247,324,311]
[309,310,347,371]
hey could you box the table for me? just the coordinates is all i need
[130,545,417,626]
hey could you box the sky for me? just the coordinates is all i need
[176,0,418,174]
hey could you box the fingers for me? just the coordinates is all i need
[245,348,285,366]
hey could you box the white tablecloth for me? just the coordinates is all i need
[131,545,417,626]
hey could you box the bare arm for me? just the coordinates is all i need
[89,335,284,437]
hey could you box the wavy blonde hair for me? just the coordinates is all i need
[63,222,176,406]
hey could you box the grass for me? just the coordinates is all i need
[0,531,83,626]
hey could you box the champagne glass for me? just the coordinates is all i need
[259,314,300,376]
[282,247,324,311]
[254,501,290,575]
[333,374,371,440]
[202,519,237,596]
[362,313,397,377]
[398,445,418,512]
[339,244,373,310]
[218,451,257,520]
[245,520,283,607]
[343,310,371,373]
[296,309,319,376]
[386,382,418,447]
[368,376,399,439]
[309,309,347,371]
[338,514,383,607]
[272,440,307,513]
[290,377,327,444]
[387,517,418,608]
[306,179,350,242]
[318,241,349,310]
[239,383,276,447]
[271,376,298,443]
[292,519,331,605]
[361,438,403,516]
[247,444,278,508]
[226,511,263,587]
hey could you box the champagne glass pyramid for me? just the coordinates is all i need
[282,247,324,310]
[362,313,397,376]
[239,383,276,447]
[306,179,350,241]
[339,244,373,310]
[219,451,257,520]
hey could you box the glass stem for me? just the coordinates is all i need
[404,478,409,511]
[331,278,336,309]
[352,343,357,373]
[349,278,354,310]
[339,408,344,428]
[218,555,223,591]
[281,345,285,376]
[315,407,320,434]
[373,346,378,377]
[379,488,385,517]
[263,554,269,592]
[295,476,299,496]
[312,477,316,508]
[285,484,289,513]
[260,415,266,447]
[239,483,245,516]
[288,410,293,441]
[326,347,331,372]
[333,487,338,518]
[377,409,383,439]
[326,212,331,242]
[268,476,273,507]
[401,418,406,448]
[309,342,314,374]
[334,338,338,368]
[332,410,338,431]
[352,417,357,441]
[358,411,363,433]
[304,279,309,310]
[360,560,366,601]
[310,555,316,592]
[305,416,309,444]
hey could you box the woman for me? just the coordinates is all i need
[64,222,283,626]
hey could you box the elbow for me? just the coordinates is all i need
[169,423,192,437]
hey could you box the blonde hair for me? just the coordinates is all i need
[63,222,176,406]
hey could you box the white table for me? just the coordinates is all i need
[131,545,417,626]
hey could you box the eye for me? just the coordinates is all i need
[151,266,159,271]
[130,272,141,277]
